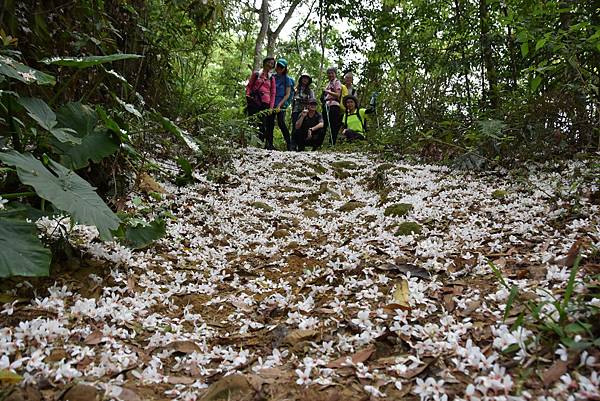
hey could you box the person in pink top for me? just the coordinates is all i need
[322,67,342,145]
[246,57,276,149]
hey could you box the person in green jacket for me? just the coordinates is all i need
[340,94,374,141]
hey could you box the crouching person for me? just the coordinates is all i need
[294,98,325,151]
[341,94,374,141]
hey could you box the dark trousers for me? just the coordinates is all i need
[323,105,341,145]
[276,110,292,150]
[291,111,300,150]
[264,112,275,150]
[295,128,325,151]
[247,100,269,142]
[344,129,365,141]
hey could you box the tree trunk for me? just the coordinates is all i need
[252,0,270,70]
[454,0,472,111]
[499,0,517,89]
[479,0,499,109]
[253,0,302,70]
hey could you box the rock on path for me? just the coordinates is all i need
[1,149,599,401]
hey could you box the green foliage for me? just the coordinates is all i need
[115,218,166,250]
[0,218,52,278]
[0,55,55,86]
[40,54,143,68]
[53,103,120,169]
[17,97,81,144]
[491,256,599,353]
[327,0,599,163]
[0,151,121,240]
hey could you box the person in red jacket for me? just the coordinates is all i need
[246,57,276,149]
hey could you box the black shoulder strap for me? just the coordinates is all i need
[355,109,365,131]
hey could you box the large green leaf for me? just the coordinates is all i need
[0,218,51,277]
[56,102,97,137]
[40,54,143,68]
[17,98,81,144]
[0,151,121,239]
[115,218,166,249]
[52,102,120,169]
[157,114,199,151]
[0,55,55,86]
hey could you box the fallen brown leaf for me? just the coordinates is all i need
[164,340,201,354]
[199,374,253,401]
[167,376,196,385]
[283,329,319,345]
[542,360,568,387]
[83,330,105,346]
[326,345,375,368]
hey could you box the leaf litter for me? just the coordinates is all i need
[0,148,599,400]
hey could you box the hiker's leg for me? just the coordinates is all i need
[345,129,365,141]
[329,105,341,145]
[311,128,325,150]
[264,112,276,150]
[295,128,307,151]
[291,111,300,151]
[277,110,291,150]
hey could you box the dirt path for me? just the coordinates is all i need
[1,149,599,401]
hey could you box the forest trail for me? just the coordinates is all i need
[2,149,599,400]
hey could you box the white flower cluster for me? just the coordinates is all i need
[0,149,597,399]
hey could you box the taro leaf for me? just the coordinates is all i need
[52,102,119,169]
[40,53,143,68]
[53,130,119,170]
[0,151,120,239]
[96,105,129,141]
[117,218,166,249]
[0,55,55,86]
[157,114,199,151]
[17,97,81,144]
[56,102,97,137]
[0,217,51,278]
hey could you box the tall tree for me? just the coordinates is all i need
[251,0,303,69]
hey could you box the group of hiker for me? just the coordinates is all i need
[245,57,375,151]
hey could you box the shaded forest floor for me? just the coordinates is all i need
[1,149,599,401]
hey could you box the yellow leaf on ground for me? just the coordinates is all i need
[392,279,410,310]
[0,369,22,384]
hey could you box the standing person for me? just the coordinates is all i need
[291,73,315,149]
[273,58,295,150]
[246,57,276,149]
[343,72,358,98]
[340,94,375,141]
[322,67,342,145]
[294,98,325,151]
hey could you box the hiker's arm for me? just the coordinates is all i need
[311,121,324,130]
[295,111,307,129]
[269,78,276,108]
[278,85,291,109]
[246,73,256,97]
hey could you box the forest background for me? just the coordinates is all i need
[0,0,599,277]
